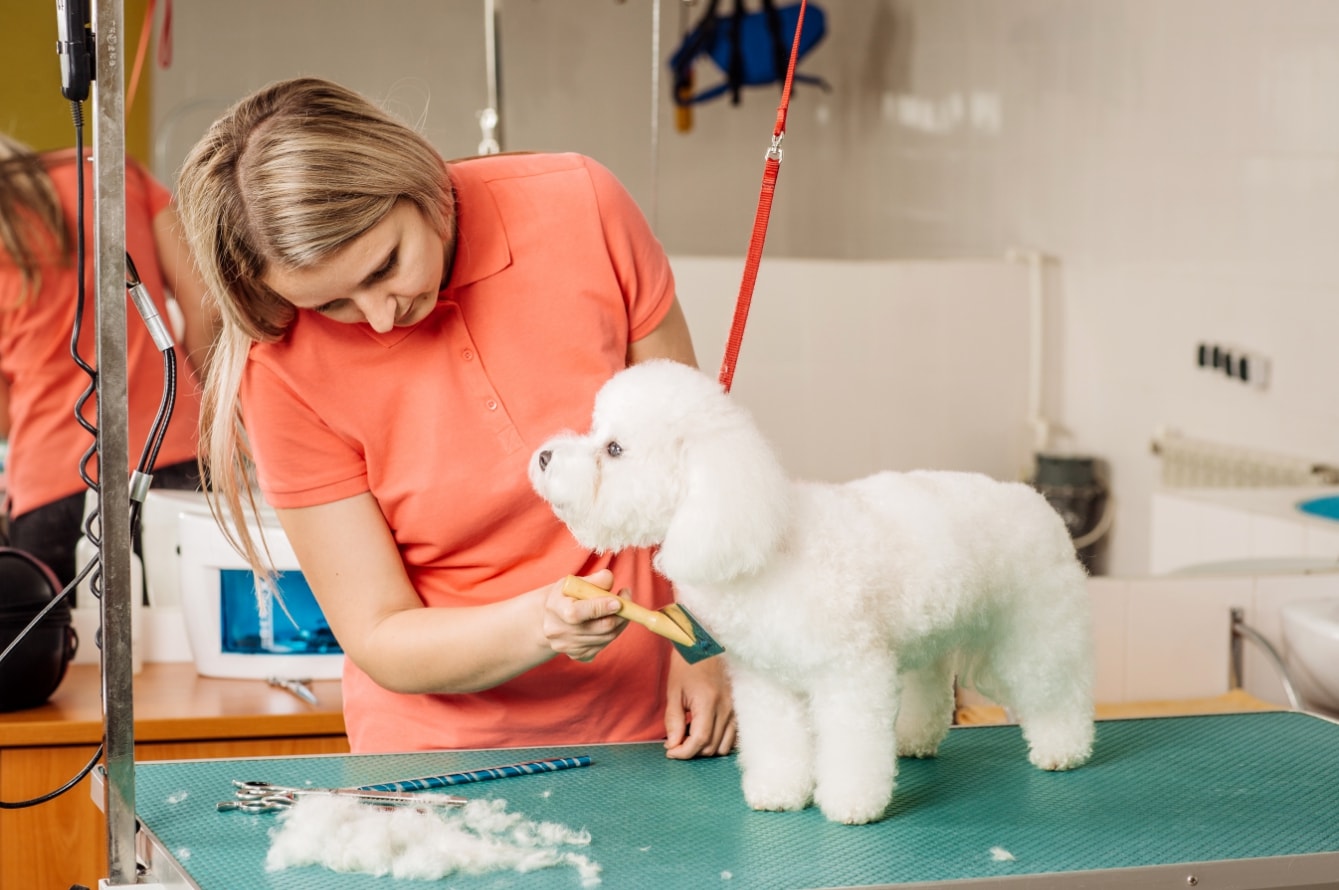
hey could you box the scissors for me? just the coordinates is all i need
[217,780,469,813]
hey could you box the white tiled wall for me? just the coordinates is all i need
[1089,576,1242,704]
[148,1,1339,580]
[1088,570,1339,712]
[1150,488,1339,574]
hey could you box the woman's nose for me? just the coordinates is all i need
[355,291,398,333]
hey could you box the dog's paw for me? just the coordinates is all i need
[896,739,941,759]
[896,724,948,759]
[814,787,890,825]
[741,774,812,813]
[1024,718,1095,771]
[1028,745,1092,772]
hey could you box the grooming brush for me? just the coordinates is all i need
[562,575,725,664]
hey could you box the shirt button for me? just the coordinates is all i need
[486,399,498,411]
[462,349,474,361]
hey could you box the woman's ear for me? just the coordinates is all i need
[655,401,791,586]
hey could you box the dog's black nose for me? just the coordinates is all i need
[537,450,551,471]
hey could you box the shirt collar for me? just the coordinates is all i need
[441,159,512,292]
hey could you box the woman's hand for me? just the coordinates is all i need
[664,652,736,759]
[540,569,629,663]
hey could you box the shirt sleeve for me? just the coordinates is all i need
[239,350,370,508]
[581,156,676,342]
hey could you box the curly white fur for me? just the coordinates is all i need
[266,796,601,885]
[530,360,1095,825]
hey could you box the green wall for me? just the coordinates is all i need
[1,0,154,162]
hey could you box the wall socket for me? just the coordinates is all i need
[1196,342,1269,389]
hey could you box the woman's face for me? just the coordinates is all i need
[262,200,446,333]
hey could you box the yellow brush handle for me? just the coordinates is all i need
[561,576,695,648]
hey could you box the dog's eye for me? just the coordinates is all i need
[605,441,623,458]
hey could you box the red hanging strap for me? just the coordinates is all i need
[717,0,809,393]
[125,0,173,118]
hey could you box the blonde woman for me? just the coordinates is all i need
[175,77,734,757]
[0,132,215,589]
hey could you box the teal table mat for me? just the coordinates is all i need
[132,712,1339,889]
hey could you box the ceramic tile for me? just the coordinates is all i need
[1086,576,1128,704]
[1303,524,1339,560]
[1249,514,1309,559]
[1149,492,1252,574]
[1149,493,1202,574]
[1122,576,1251,701]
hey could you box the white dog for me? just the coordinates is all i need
[530,360,1094,824]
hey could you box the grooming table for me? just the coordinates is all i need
[121,712,1339,889]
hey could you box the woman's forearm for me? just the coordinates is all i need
[275,496,626,695]
[351,588,555,694]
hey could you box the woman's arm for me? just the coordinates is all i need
[275,491,629,694]
[628,297,697,367]
[152,205,219,381]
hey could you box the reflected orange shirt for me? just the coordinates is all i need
[0,152,202,516]
[241,154,678,753]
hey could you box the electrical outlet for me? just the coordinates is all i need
[1195,341,1268,390]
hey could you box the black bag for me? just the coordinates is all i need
[0,548,78,712]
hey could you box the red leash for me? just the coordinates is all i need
[717,0,809,393]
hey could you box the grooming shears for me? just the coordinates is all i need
[217,779,468,814]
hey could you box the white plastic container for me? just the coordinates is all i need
[177,509,344,680]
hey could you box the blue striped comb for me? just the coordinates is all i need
[356,756,592,794]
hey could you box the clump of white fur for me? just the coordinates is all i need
[530,360,1095,825]
[266,796,601,885]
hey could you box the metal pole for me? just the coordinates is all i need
[648,0,662,230]
[477,0,502,154]
[92,0,137,883]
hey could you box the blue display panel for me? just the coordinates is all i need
[218,569,342,655]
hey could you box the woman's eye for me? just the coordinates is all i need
[314,299,349,315]
[605,441,623,458]
[369,250,398,282]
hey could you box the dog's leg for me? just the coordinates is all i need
[895,659,954,758]
[731,667,815,813]
[991,574,1095,771]
[809,657,899,824]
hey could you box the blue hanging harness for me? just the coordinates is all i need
[670,0,829,107]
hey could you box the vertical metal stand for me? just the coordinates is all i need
[648,0,662,230]
[476,0,502,155]
[92,0,138,884]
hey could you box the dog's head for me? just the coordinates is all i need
[530,360,791,585]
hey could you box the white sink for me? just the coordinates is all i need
[1281,598,1339,715]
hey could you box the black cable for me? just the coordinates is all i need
[0,97,179,811]
[0,99,105,812]
[0,741,104,809]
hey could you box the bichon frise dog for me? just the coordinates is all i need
[530,360,1094,824]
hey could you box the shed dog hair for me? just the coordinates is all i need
[530,360,1094,824]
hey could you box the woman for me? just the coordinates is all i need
[0,133,216,591]
[174,77,734,756]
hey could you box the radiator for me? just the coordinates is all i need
[1151,430,1339,488]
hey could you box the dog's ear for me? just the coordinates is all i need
[655,397,792,586]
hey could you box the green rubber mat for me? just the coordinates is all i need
[132,712,1339,889]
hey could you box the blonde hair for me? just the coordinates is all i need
[0,133,73,301]
[174,77,454,574]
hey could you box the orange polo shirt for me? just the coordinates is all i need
[241,153,678,753]
[0,152,202,517]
